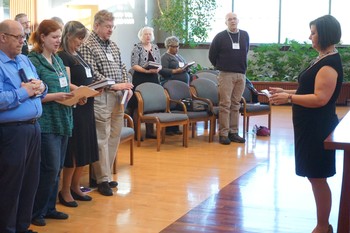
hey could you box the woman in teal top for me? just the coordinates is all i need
[28,19,74,227]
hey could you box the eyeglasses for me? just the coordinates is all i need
[101,24,116,31]
[3,33,26,41]
[170,45,180,48]
[21,21,31,25]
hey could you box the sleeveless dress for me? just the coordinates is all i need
[293,53,343,178]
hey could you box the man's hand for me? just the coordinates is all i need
[110,82,134,91]
[22,79,45,97]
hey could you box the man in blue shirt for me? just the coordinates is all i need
[0,19,47,233]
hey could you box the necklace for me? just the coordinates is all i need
[310,48,338,67]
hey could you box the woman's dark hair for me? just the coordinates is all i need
[310,15,341,50]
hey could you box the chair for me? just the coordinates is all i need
[240,81,272,139]
[163,80,215,142]
[113,113,134,174]
[190,78,220,136]
[134,82,189,151]
[194,70,219,84]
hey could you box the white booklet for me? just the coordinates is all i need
[88,78,115,90]
[181,61,195,70]
[56,86,99,106]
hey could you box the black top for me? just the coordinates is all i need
[209,29,249,73]
[58,50,99,167]
[293,53,343,178]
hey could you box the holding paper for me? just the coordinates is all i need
[55,86,99,106]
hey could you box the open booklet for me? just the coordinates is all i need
[143,61,162,70]
[181,61,195,70]
[56,86,99,106]
[88,78,116,90]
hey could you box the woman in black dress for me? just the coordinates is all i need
[270,15,343,233]
[58,21,99,206]
[129,26,162,138]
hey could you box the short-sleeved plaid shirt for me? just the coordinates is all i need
[79,31,128,83]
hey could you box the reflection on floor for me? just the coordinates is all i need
[29,106,350,233]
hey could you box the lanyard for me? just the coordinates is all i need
[227,29,240,44]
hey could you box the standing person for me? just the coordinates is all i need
[160,36,191,85]
[14,13,31,55]
[129,26,161,139]
[79,10,133,196]
[57,21,98,207]
[28,19,74,226]
[0,19,46,233]
[209,12,249,145]
[270,15,342,233]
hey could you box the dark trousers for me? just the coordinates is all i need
[0,122,41,233]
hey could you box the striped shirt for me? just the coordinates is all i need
[79,31,128,83]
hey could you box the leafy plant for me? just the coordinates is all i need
[247,39,350,82]
[154,0,217,46]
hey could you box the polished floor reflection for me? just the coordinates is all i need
[30,106,350,233]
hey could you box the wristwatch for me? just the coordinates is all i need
[287,94,293,103]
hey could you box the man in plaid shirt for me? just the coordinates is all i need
[80,9,133,196]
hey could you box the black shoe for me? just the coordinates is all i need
[219,136,231,145]
[145,134,157,139]
[174,130,182,135]
[109,181,118,188]
[45,211,69,220]
[228,133,246,143]
[31,217,46,226]
[97,181,113,196]
[17,230,39,233]
[58,192,78,207]
[71,189,92,201]
[91,179,118,188]
[166,131,175,136]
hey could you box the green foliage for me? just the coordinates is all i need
[154,0,217,46]
[247,39,350,82]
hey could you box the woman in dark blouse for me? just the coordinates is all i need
[58,21,99,206]
[270,15,343,233]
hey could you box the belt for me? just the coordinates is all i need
[0,118,37,127]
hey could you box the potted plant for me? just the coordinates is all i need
[153,0,217,47]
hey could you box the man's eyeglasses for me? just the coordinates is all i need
[170,45,180,48]
[3,33,26,41]
[21,21,30,25]
[101,24,116,31]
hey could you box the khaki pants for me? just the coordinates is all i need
[91,90,124,183]
[217,71,245,136]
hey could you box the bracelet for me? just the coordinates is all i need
[287,94,293,104]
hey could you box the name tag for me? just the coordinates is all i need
[59,76,68,87]
[85,67,92,78]
[106,53,114,62]
[232,43,240,50]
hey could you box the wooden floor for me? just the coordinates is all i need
[30,105,350,233]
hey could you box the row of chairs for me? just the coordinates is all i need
[115,70,272,172]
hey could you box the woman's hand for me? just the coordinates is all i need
[269,87,284,94]
[77,97,87,105]
[54,92,75,101]
[270,92,289,105]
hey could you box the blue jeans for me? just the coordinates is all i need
[32,133,68,219]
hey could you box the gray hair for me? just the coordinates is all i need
[137,26,154,41]
[94,10,114,25]
[164,36,180,49]
[14,13,27,21]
